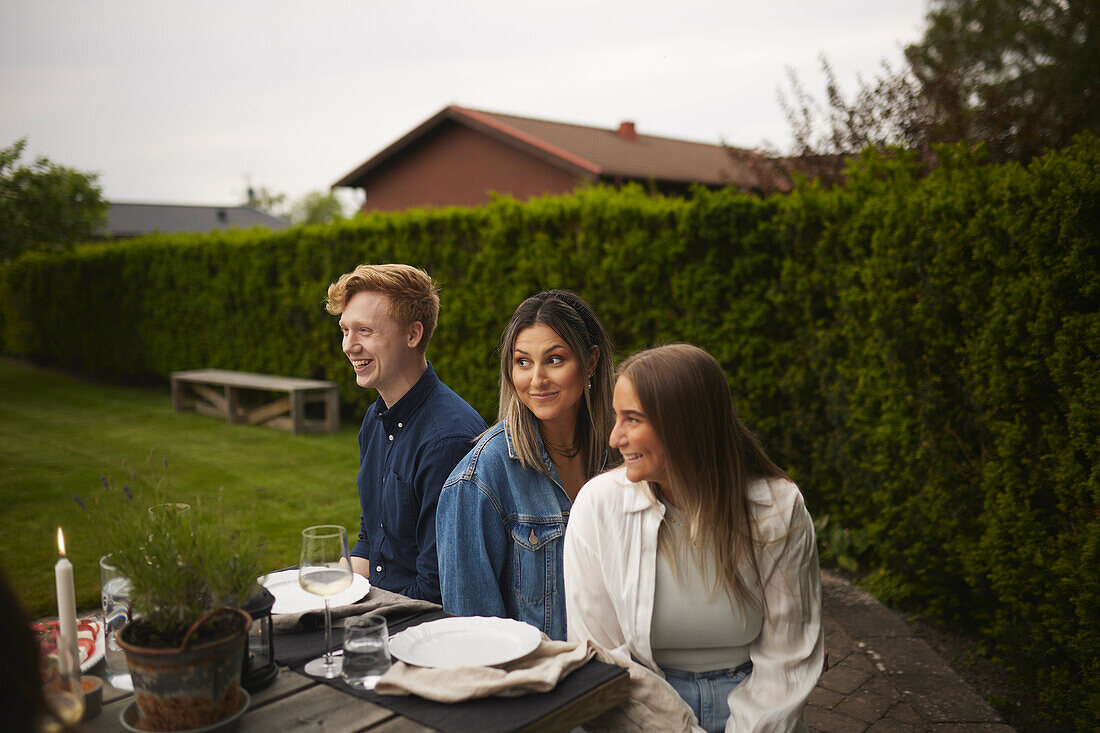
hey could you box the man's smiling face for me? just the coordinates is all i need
[339,290,419,399]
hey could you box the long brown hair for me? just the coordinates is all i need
[498,290,616,481]
[617,343,788,607]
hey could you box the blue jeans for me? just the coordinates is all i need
[662,661,753,733]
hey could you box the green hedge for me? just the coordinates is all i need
[2,137,1097,727]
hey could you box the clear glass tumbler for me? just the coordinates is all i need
[147,502,191,517]
[341,615,392,690]
[99,554,133,691]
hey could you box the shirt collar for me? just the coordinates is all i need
[372,362,439,429]
[614,467,662,515]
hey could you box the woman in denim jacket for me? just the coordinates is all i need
[437,290,616,640]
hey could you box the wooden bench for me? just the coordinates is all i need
[170,369,340,435]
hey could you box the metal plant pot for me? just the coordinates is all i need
[118,606,252,731]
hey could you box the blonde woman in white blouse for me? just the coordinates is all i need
[565,344,823,732]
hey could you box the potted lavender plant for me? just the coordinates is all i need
[81,459,260,731]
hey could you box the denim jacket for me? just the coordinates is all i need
[437,421,586,640]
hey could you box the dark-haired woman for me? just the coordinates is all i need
[565,344,823,731]
[436,290,616,640]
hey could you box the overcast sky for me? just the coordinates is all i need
[1,1,928,209]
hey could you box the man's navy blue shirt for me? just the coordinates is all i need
[353,362,485,602]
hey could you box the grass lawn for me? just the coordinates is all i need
[0,357,365,618]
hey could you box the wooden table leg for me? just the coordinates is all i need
[291,390,306,435]
[225,386,242,424]
[324,388,340,433]
[170,378,184,412]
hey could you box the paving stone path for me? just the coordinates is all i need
[808,570,1015,732]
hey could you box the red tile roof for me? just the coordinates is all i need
[334,105,785,192]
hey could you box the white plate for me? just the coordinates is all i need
[260,569,370,615]
[32,617,104,673]
[389,616,542,669]
[82,618,105,672]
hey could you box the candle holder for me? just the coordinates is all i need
[241,585,277,692]
[42,628,85,729]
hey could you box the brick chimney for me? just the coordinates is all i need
[617,121,637,141]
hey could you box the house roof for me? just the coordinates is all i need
[333,105,785,192]
[106,202,290,237]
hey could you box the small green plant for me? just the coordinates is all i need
[76,453,261,645]
[814,514,871,573]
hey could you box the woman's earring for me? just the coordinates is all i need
[588,377,593,390]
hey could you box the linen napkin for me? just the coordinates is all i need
[376,637,699,732]
[579,644,701,733]
[375,638,593,701]
[272,585,440,635]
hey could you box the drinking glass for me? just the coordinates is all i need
[299,524,353,678]
[99,554,133,690]
[147,502,191,517]
[342,615,391,690]
[42,628,85,731]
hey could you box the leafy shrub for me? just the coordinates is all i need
[2,138,1097,727]
[814,514,872,573]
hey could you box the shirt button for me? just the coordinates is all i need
[388,434,393,441]
[398,422,403,428]
[375,565,382,573]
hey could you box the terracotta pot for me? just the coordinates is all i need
[118,606,251,731]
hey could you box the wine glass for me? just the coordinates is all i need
[299,524,353,678]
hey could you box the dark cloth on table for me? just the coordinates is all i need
[274,607,449,668]
[271,584,445,667]
[275,585,630,733]
[293,642,626,733]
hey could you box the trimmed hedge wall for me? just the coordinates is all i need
[2,137,1097,727]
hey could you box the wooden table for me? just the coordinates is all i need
[84,661,629,733]
[170,369,340,435]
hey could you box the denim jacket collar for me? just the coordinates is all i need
[504,422,563,492]
[503,423,612,494]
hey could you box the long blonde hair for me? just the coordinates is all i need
[498,290,616,481]
[618,343,788,607]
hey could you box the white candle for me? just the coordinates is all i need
[55,527,80,678]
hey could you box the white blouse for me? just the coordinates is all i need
[564,467,823,733]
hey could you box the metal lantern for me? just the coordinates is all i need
[241,585,277,692]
